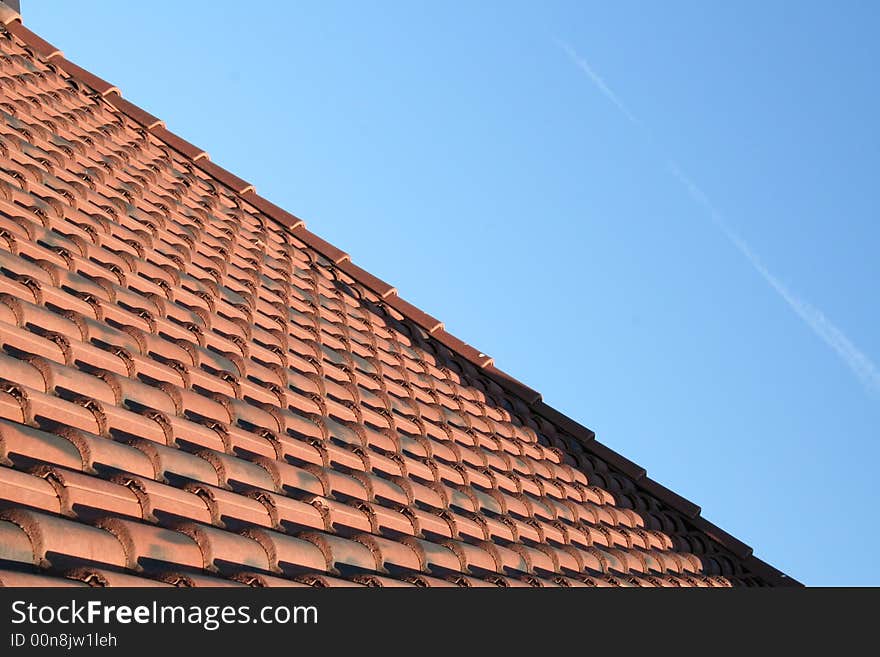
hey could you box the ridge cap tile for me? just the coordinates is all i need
[5,20,61,60]
[384,294,443,334]
[104,92,165,131]
[194,158,255,196]
[149,125,208,162]
[53,56,119,96]
[335,259,396,299]
[583,440,647,482]
[485,365,542,406]
[639,477,701,520]
[689,515,752,560]
[0,2,20,26]
[240,192,305,232]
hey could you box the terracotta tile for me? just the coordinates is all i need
[194,160,253,195]
[241,527,327,575]
[110,373,177,414]
[490,542,530,575]
[444,540,498,575]
[252,456,325,497]
[443,486,478,515]
[185,482,272,530]
[32,358,117,405]
[529,575,565,587]
[483,516,516,542]
[402,536,462,575]
[383,295,442,334]
[279,409,323,452]
[324,441,367,472]
[359,471,409,506]
[103,93,164,130]
[159,572,249,587]
[240,193,303,232]
[485,575,533,588]
[294,573,365,588]
[547,575,586,587]
[149,126,206,161]
[447,574,500,588]
[0,569,87,587]
[5,22,62,61]
[507,517,539,544]
[0,517,34,564]
[29,388,104,434]
[0,465,60,512]
[407,479,446,510]
[0,299,22,330]
[2,508,126,569]
[335,260,395,299]
[299,532,378,575]
[407,507,452,541]
[95,517,199,572]
[471,487,504,515]
[0,418,82,470]
[222,395,281,433]
[249,490,327,533]
[689,515,753,560]
[351,574,416,587]
[232,572,311,587]
[402,573,457,587]
[354,534,421,573]
[34,465,142,519]
[171,522,271,574]
[311,496,371,535]
[366,503,415,537]
[52,57,118,96]
[0,321,67,362]
[518,544,560,575]
[150,413,220,452]
[196,449,276,492]
[116,475,213,525]
[323,469,370,503]
[482,365,542,406]
[99,401,167,442]
[290,229,348,264]
[65,567,171,587]
[2,295,81,339]
[124,437,219,487]
[225,426,277,462]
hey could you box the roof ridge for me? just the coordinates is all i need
[0,10,799,586]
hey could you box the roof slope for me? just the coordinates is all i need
[0,8,797,587]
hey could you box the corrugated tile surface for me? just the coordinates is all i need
[0,18,795,587]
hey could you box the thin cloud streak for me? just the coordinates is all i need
[560,41,880,394]
[556,40,643,127]
[667,162,880,394]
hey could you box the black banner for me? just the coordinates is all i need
[0,588,873,652]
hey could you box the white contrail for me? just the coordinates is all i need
[556,39,643,127]
[560,40,880,394]
[667,162,880,393]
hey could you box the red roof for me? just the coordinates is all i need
[0,5,797,587]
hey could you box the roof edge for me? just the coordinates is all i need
[2,16,798,585]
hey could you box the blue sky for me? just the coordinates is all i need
[26,1,880,585]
